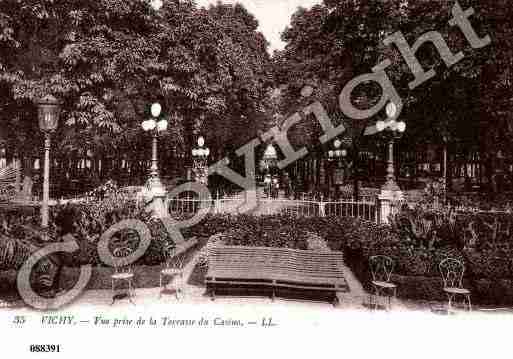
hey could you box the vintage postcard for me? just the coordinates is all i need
[0,0,511,357]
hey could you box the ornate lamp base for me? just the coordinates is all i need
[146,174,168,218]
[148,174,166,197]
[378,182,404,224]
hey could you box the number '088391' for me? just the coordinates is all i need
[29,345,60,353]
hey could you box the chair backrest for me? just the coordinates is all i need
[112,246,133,275]
[165,247,184,270]
[0,166,21,203]
[439,258,465,288]
[369,255,395,282]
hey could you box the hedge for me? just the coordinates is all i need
[2,201,513,305]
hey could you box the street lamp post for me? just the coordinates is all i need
[328,139,348,198]
[441,128,450,203]
[374,102,406,224]
[141,103,168,218]
[376,102,406,195]
[192,136,210,185]
[263,144,278,198]
[150,0,163,10]
[263,143,278,171]
[36,95,61,236]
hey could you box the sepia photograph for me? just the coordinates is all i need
[0,0,512,357]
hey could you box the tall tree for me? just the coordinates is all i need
[274,0,512,192]
[0,0,275,187]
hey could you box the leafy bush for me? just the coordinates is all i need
[448,192,513,212]
[0,196,175,270]
[4,200,513,304]
[221,224,308,250]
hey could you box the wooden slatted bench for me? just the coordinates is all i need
[205,245,347,306]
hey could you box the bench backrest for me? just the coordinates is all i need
[208,245,344,277]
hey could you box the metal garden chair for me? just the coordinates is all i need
[0,166,21,205]
[111,246,135,305]
[160,248,185,300]
[369,255,397,310]
[439,258,471,312]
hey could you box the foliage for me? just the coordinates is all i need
[0,196,175,270]
[0,207,43,271]
[385,205,513,279]
[390,204,461,250]
[3,202,513,304]
[274,0,513,182]
[221,225,309,250]
[85,179,119,200]
[53,197,174,266]
[0,0,274,168]
[447,192,513,212]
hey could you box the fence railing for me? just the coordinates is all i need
[167,195,379,222]
[405,199,513,215]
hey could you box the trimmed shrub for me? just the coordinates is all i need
[3,200,513,305]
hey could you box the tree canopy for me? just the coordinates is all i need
[273,0,513,164]
[2,0,512,187]
[0,0,274,169]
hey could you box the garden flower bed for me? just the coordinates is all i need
[2,200,513,305]
[218,225,309,250]
[342,206,513,305]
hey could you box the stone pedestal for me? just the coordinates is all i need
[143,177,169,219]
[150,195,169,219]
[214,197,222,214]
[238,188,258,214]
[319,202,326,217]
[378,187,404,224]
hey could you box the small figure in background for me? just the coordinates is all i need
[272,175,280,198]
[264,173,272,198]
[283,172,292,199]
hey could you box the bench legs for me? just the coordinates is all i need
[208,278,216,301]
[207,281,340,307]
[332,293,339,307]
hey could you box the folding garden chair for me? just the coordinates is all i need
[160,248,185,300]
[111,246,136,305]
[439,258,471,312]
[369,255,397,310]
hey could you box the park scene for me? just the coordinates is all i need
[0,0,513,314]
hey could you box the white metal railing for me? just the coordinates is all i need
[167,197,215,216]
[167,195,379,222]
[406,200,513,215]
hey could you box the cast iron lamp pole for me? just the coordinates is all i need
[376,102,406,192]
[141,103,168,217]
[36,95,61,235]
[263,144,278,199]
[151,127,159,177]
[440,127,450,204]
[328,139,348,198]
[192,136,210,185]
